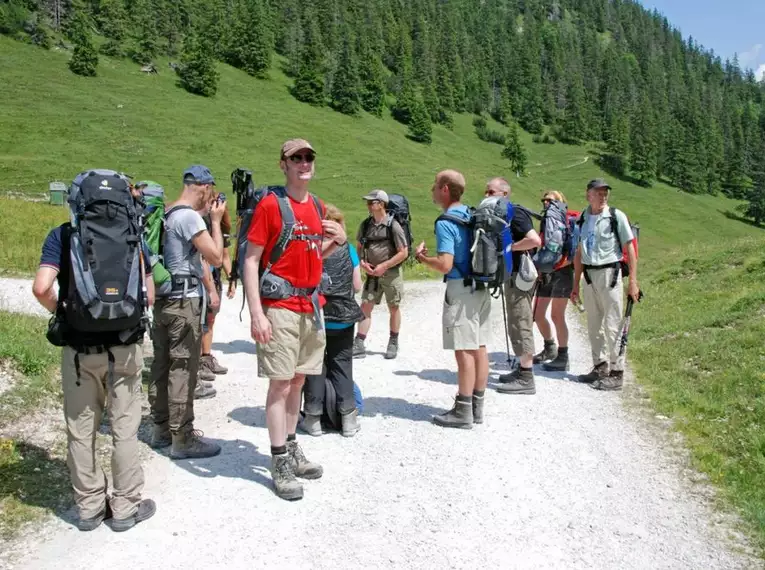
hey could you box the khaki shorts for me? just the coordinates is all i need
[257,307,326,381]
[442,279,491,351]
[504,278,535,356]
[362,267,404,306]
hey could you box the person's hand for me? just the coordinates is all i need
[570,285,580,305]
[250,311,272,344]
[208,289,220,313]
[360,260,375,275]
[369,264,386,277]
[209,199,225,223]
[322,220,347,244]
[415,241,428,258]
[227,280,237,299]
[628,281,641,304]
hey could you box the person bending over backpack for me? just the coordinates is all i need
[148,165,226,459]
[415,170,491,429]
[33,169,156,532]
[533,190,574,372]
[354,189,409,360]
[486,178,543,395]
[301,204,364,438]
[571,179,640,391]
[244,139,348,501]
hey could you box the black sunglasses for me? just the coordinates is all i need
[288,153,315,163]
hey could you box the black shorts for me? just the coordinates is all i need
[537,265,574,299]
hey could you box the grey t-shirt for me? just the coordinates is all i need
[162,207,207,299]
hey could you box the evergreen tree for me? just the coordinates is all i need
[291,7,325,106]
[177,32,219,97]
[129,0,158,65]
[559,75,587,144]
[502,121,528,176]
[629,93,658,186]
[391,66,417,125]
[357,32,386,117]
[407,95,432,144]
[330,30,360,115]
[229,0,273,78]
[68,9,98,76]
[98,0,128,57]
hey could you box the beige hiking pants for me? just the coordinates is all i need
[582,267,625,372]
[61,344,145,520]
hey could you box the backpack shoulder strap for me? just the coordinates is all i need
[609,206,623,252]
[515,204,543,221]
[269,187,296,267]
[310,193,323,220]
[576,211,586,228]
[435,213,471,231]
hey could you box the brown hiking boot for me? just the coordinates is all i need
[496,368,536,395]
[198,358,216,382]
[111,499,157,532]
[533,340,557,364]
[77,501,112,532]
[472,392,485,424]
[170,428,222,460]
[208,354,228,374]
[271,453,303,501]
[287,440,323,479]
[433,396,473,429]
[150,422,171,449]
[593,370,624,391]
[578,361,609,384]
[542,352,570,372]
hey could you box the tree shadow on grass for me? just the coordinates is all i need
[720,209,765,230]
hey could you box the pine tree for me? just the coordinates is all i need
[407,95,432,144]
[177,32,219,97]
[68,9,98,77]
[98,0,128,57]
[391,66,417,125]
[559,75,587,144]
[629,93,658,186]
[502,121,528,176]
[291,7,325,106]
[357,33,386,117]
[129,0,158,65]
[330,30,361,115]
[231,0,273,78]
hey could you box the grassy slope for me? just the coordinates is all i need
[3,37,765,548]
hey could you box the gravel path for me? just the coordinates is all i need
[1,279,759,569]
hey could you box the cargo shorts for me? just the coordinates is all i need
[257,307,326,381]
[504,277,535,356]
[442,279,491,351]
[362,266,404,307]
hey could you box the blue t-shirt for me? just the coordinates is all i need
[325,246,359,331]
[435,205,471,281]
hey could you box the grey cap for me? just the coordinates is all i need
[183,165,216,185]
[586,178,611,191]
[362,189,389,204]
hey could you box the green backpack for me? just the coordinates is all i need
[138,181,173,290]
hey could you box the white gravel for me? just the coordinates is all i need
[1,279,759,570]
[0,277,51,318]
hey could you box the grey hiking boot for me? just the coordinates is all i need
[299,413,323,437]
[352,337,366,359]
[77,501,112,531]
[593,370,624,391]
[341,409,361,437]
[170,428,222,460]
[496,368,536,395]
[542,352,570,372]
[472,392,485,424]
[385,337,399,360]
[287,440,323,479]
[111,499,157,532]
[578,361,609,384]
[207,354,228,375]
[271,453,303,501]
[198,359,216,382]
[194,380,216,399]
[533,340,557,364]
[433,396,473,429]
[150,422,172,449]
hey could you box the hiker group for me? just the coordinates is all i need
[31,137,640,527]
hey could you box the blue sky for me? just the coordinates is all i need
[640,0,765,80]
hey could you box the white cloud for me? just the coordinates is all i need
[739,43,762,66]
[756,64,765,82]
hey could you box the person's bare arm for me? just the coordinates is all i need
[571,246,583,304]
[414,241,454,275]
[626,240,640,302]
[145,274,155,307]
[512,229,542,252]
[222,247,232,278]
[192,201,226,266]
[32,267,59,313]
[244,242,272,343]
[377,246,408,273]
[352,264,363,293]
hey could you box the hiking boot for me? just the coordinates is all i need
[194,380,216,399]
[385,337,398,360]
[578,361,609,384]
[542,352,570,372]
[352,337,366,359]
[533,340,557,364]
[77,501,112,531]
[299,413,323,437]
[287,440,323,479]
[472,393,485,424]
[271,453,303,501]
[111,499,157,532]
[592,370,624,391]
[341,409,361,437]
[170,428,222,460]
[496,368,536,395]
[432,396,473,429]
[150,422,172,449]
[198,361,216,382]
[207,354,228,375]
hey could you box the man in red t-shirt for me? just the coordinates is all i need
[244,138,347,501]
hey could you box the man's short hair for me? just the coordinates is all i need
[436,169,466,202]
[487,177,511,196]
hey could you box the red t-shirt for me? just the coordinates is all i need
[247,192,326,313]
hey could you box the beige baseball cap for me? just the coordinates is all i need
[362,189,389,204]
[281,138,316,159]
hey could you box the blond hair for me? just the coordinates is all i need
[542,189,567,204]
[436,169,466,202]
[324,203,346,230]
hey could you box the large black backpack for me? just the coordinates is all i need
[62,169,146,340]
[359,193,414,266]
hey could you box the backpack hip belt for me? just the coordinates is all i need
[260,269,324,331]
[582,262,621,288]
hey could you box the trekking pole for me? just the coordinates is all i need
[618,290,644,357]
[500,282,511,363]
